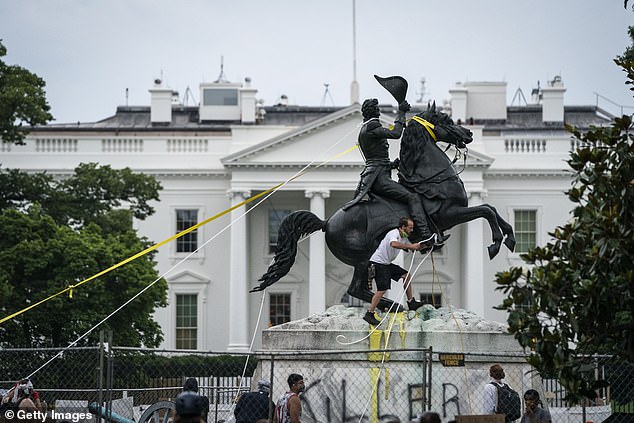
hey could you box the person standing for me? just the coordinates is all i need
[174,391,206,423]
[520,390,551,423]
[363,217,425,325]
[483,364,520,422]
[274,374,304,423]
[182,378,209,423]
[234,380,274,423]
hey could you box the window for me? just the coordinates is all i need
[514,209,537,253]
[203,89,238,106]
[269,210,291,253]
[176,209,198,253]
[176,294,197,349]
[419,293,442,308]
[269,293,291,327]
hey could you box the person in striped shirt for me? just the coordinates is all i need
[274,374,304,423]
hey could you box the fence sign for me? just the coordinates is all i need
[438,353,465,367]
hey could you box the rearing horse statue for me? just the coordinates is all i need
[252,104,515,311]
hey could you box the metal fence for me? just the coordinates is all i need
[1,344,632,423]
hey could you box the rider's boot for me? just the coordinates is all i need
[410,217,450,249]
[417,233,451,253]
[407,197,450,249]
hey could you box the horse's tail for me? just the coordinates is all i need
[251,210,326,292]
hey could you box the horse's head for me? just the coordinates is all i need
[411,102,473,148]
[399,102,473,186]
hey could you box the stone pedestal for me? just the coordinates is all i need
[261,305,522,353]
[257,306,530,423]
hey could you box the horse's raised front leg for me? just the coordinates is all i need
[489,205,516,252]
[438,204,504,259]
[347,262,404,312]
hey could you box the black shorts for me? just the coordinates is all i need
[370,262,407,291]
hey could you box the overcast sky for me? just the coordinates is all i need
[1,0,633,123]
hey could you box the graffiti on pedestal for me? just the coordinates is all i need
[298,375,425,423]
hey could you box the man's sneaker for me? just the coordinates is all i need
[407,298,425,310]
[363,311,381,326]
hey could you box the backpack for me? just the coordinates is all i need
[491,382,521,422]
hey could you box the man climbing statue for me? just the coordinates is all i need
[344,88,448,249]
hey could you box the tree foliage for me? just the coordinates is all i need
[0,164,167,348]
[0,40,53,145]
[0,162,162,226]
[495,57,634,401]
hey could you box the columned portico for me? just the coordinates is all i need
[305,189,330,314]
[227,189,251,352]
[463,190,486,317]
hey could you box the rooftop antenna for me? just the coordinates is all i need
[125,88,129,106]
[416,77,428,104]
[349,0,359,104]
[214,56,229,83]
[511,87,528,106]
[182,86,197,106]
[321,83,335,106]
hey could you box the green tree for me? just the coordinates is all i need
[495,57,634,399]
[0,40,53,145]
[0,164,167,348]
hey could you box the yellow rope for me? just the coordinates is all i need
[410,116,437,141]
[0,144,359,326]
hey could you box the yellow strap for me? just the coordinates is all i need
[0,144,360,326]
[0,188,276,325]
[411,116,437,141]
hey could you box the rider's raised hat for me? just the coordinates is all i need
[374,75,408,103]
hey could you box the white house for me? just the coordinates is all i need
[0,75,612,351]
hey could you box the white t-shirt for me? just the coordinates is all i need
[483,381,502,414]
[370,228,406,264]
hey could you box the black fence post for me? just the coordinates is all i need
[97,330,105,423]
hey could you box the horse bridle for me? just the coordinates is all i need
[409,115,469,178]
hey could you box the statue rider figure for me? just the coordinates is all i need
[343,98,449,249]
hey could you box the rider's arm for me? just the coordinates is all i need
[371,110,406,139]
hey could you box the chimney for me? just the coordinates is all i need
[240,77,257,124]
[541,76,566,123]
[451,81,508,122]
[149,79,172,124]
[449,82,468,123]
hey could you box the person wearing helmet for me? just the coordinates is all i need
[182,378,209,422]
[234,379,274,423]
[174,391,206,423]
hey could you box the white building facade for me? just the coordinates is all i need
[0,76,611,351]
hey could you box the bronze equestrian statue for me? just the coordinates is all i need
[252,77,515,311]
[344,76,447,249]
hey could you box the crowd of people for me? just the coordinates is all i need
[484,364,552,423]
[177,373,304,423]
[0,366,550,423]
